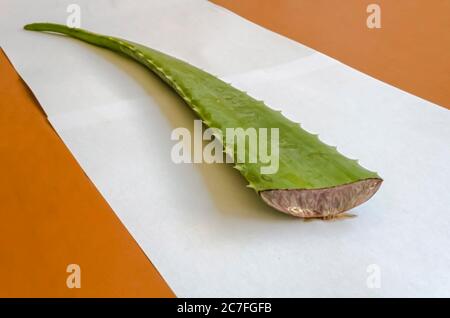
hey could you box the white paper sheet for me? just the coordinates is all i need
[2,0,449,297]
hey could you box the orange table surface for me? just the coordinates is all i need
[1,1,448,297]
[0,49,174,297]
[213,0,449,109]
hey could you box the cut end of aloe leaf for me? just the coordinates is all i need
[260,178,382,218]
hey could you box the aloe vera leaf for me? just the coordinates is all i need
[24,23,382,218]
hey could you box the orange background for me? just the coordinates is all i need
[213,0,450,109]
[0,50,174,297]
[0,1,448,297]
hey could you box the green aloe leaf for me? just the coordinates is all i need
[24,22,382,218]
